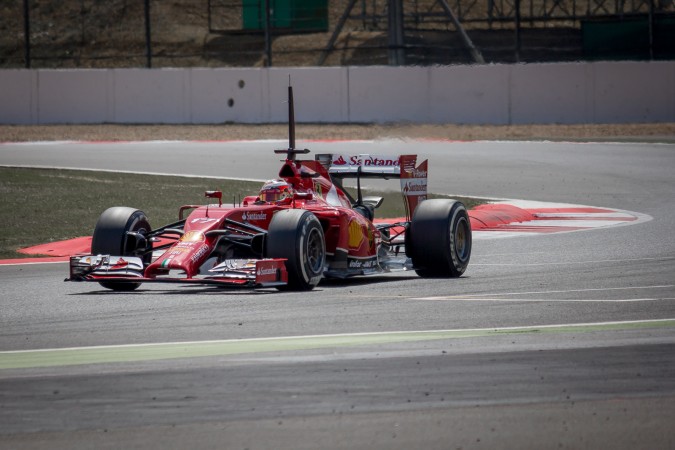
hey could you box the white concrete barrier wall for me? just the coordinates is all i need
[1,62,673,125]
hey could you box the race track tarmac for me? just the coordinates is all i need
[1,139,674,449]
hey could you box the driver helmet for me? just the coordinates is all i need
[259,179,293,203]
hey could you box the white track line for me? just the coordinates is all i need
[411,284,675,302]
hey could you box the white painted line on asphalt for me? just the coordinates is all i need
[472,231,535,240]
[0,164,265,182]
[467,284,675,297]
[506,219,632,228]
[410,284,675,302]
[409,297,675,303]
[0,260,68,266]
[471,256,675,266]
[532,212,635,219]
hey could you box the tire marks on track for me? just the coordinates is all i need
[1,319,674,371]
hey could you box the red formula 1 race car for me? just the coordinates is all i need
[68,87,471,291]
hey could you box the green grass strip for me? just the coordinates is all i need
[0,167,482,259]
[2,319,674,370]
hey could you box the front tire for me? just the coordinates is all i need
[266,209,325,291]
[91,207,152,291]
[408,199,471,278]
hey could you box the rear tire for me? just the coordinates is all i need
[91,207,152,291]
[266,209,325,291]
[408,199,471,278]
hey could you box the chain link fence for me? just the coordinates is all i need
[1,0,673,68]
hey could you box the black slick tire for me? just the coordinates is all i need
[408,199,471,278]
[266,209,325,291]
[91,206,151,291]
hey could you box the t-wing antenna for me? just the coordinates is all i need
[274,84,310,161]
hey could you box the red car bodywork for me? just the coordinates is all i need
[68,86,470,291]
[69,150,428,289]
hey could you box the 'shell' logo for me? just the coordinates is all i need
[348,220,364,248]
[180,231,205,242]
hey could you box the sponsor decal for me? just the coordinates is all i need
[348,220,364,248]
[411,168,428,178]
[400,155,418,172]
[190,217,218,224]
[332,154,401,168]
[167,245,191,256]
[257,267,278,276]
[401,159,428,220]
[180,231,205,242]
[175,241,199,249]
[242,211,267,222]
[313,181,324,199]
[333,155,348,165]
[190,244,210,263]
[348,258,377,269]
[403,179,428,195]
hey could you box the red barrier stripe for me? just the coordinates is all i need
[0,204,633,265]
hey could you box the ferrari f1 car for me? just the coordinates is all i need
[68,87,471,291]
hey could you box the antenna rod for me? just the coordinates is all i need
[274,82,309,160]
[288,84,295,151]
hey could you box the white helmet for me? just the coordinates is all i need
[259,179,293,203]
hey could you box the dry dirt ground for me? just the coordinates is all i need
[1,123,674,142]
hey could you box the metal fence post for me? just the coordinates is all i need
[23,0,31,68]
[648,0,654,60]
[264,0,272,66]
[515,0,522,62]
[145,0,152,68]
[388,0,405,65]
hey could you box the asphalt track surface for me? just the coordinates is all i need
[1,139,675,449]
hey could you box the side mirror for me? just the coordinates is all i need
[362,196,384,209]
[205,190,222,207]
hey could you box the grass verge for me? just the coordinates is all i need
[0,167,483,259]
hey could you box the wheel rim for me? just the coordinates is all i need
[454,217,470,263]
[305,227,324,274]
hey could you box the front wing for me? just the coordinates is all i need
[67,255,288,289]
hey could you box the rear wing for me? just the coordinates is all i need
[315,153,428,220]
